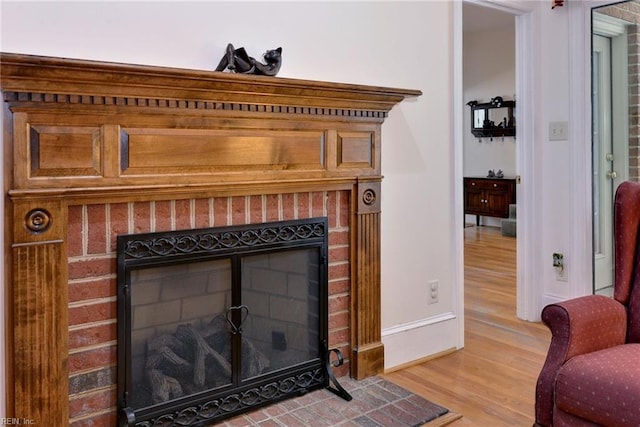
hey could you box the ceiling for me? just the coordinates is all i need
[463,2,515,33]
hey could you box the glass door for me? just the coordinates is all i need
[592,6,631,295]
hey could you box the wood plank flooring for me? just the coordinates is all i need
[384,226,551,426]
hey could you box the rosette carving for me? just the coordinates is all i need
[25,209,52,234]
[362,189,376,206]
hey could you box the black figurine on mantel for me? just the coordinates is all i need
[215,43,282,76]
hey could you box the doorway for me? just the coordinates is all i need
[591,3,633,295]
[462,2,518,320]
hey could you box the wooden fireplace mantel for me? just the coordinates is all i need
[1,52,420,423]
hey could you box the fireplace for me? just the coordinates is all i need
[1,52,419,425]
[117,218,348,425]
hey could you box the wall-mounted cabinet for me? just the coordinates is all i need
[468,98,515,140]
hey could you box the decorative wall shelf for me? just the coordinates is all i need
[468,99,516,140]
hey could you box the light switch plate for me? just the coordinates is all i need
[549,121,568,141]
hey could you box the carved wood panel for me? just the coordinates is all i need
[12,113,383,189]
[121,128,326,174]
[12,243,68,424]
[29,125,102,177]
[10,198,68,424]
[337,131,377,170]
[352,180,383,379]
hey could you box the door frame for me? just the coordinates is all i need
[568,0,628,300]
[455,0,616,338]
[454,0,541,338]
[592,11,630,294]
[455,0,626,325]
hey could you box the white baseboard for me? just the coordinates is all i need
[382,312,459,370]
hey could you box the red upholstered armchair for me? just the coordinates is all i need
[535,181,640,427]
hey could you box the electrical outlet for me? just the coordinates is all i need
[428,280,439,305]
[552,253,563,268]
[553,253,567,282]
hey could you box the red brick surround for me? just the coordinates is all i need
[66,191,350,426]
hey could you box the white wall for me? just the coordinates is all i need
[523,0,607,309]
[0,0,457,392]
[463,26,516,178]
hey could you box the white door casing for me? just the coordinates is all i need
[456,0,541,326]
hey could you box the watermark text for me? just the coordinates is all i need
[0,419,35,425]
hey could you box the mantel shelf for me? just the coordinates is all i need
[1,52,421,114]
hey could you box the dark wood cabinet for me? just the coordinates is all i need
[464,177,516,225]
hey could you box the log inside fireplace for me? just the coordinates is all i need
[117,217,349,426]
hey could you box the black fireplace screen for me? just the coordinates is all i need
[117,218,348,427]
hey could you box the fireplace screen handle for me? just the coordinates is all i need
[120,406,135,426]
[325,347,353,401]
[225,305,249,335]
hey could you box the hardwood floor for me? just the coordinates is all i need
[384,226,551,426]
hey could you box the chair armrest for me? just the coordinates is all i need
[534,295,627,427]
[543,295,627,358]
